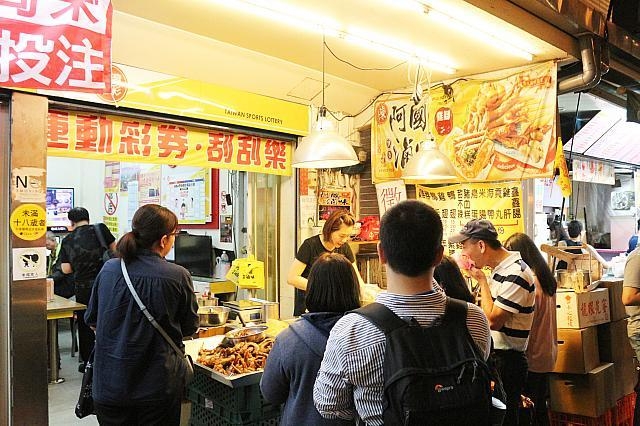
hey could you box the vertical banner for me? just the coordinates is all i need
[372,62,557,183]
[416,181,524,254]
[0,0,112,93]
[375,180,407,215]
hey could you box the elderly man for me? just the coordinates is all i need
[449,219,536,426]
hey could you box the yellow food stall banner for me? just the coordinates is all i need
[47,110,292,176]
[372,61,557,183]
[416,181,524,255]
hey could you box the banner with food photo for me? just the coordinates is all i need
[416,181,524,255]
[372,61,557,183]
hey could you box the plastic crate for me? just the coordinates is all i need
[190,403,281,426]
[187,369,280,424]
[613,392,635,426]
[549,409,614,426]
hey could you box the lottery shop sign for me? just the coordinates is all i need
[0,0,112,93]
[47,110,293,176]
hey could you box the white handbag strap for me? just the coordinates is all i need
[120,259,184,357]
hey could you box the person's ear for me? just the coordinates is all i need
[433,245,445,266]
[478,240,486,253]
[377,242,387,265]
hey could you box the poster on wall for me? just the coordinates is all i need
[138,165,161,205]
[163,168,208,224]
[104,161,121,191]
[317,189,351,221]
[416,181,524,255]
[372,62,557,183]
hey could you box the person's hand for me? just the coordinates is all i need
[468,265,488,284]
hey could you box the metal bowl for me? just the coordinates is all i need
[224,325,268,344]
[198,306,230,327]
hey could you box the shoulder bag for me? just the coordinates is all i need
[120,259,194,386]
[94,224,115,264]
[75,349,95,418]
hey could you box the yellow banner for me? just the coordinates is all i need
[37,63,309,136]
[47,110,292,176]
[416,181,524,255]
[372,62,557,183]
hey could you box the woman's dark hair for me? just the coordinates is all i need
[305,253,361,313]
[117,204,178,262]
[380,200,442,277]
[504,232,557,296]
[434,256,474,303]
[322,210,355,241]
[67,207,90,224]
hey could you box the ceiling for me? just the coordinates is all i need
[111,0,570,117]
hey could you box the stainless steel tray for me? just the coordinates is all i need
[194,362,263,388]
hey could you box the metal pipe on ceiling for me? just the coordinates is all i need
[558,34,605,94]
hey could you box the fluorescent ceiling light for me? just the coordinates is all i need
[414,1,535,61]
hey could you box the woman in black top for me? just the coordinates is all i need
[287,209,364,316]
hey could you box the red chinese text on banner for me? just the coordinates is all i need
[0,0,112,93]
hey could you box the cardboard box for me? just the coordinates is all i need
[554,327,600,374]
[549,363,616,417]
[613,356,637,400]
[597,319,634,362]
[556,288,611,329]
[597,279,627,321]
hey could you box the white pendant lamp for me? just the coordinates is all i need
[292,36,359,169]
[402,135,458,181]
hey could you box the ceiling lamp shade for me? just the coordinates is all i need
[402,138,458,182]
[293,111,359,169]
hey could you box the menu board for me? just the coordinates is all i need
[416,181,524,255]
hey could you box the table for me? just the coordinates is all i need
[46,295,86,384]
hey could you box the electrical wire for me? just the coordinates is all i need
[323,40,407,71]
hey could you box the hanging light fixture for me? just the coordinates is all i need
[402,68,457,182]
[402,133,458,181]
[292,36,359,169]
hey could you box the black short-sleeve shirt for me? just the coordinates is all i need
[293,234,355,316]
[59,223,116,283]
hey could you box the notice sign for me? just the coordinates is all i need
[416,181,524,255]
[375,180,407,215]
[10,204,47,241]
[12,167,46,203]
[12,247,47,281]
[0,0,112,93]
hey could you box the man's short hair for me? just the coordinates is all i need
[567,220,583,238]
[379,200,443,277]
[67,207,90,224]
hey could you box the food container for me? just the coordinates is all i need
[224,325,268,345]
[198,306,230,327]
[557,270,591,292]
[261,302,280,321]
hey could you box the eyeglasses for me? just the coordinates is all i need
[168,230,181,237]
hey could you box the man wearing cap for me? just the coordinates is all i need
[449,219,535,426]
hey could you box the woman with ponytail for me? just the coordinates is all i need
[85,204,199,425]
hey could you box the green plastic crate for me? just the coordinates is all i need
[187,369,280,424]
[189,402,281,426]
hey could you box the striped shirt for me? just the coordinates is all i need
[313,286,491,426]
[490,251,536,352]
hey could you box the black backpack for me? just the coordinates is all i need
[353,297,492,426]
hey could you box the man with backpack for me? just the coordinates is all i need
[450,219,536,426]
[314,200,491,425]
[59,207,116,373]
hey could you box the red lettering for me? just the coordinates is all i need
[264,139,287,170]
[207,131,233,163]
[75,114,113,153]
[157,124,188,159]
[47,110,70,149]
[119,121,151,156]
[237,135,261,166]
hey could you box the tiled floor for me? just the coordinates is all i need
[48,319,98,425]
